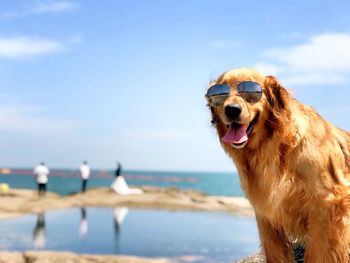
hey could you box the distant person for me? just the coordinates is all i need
[111,162,143,195]
[33,162,49,197]
[115,162,122,177]
[33,213,46,249]
[80,161,90,193]
[79,207,88,238]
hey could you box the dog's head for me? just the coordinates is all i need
[207,68,291,150]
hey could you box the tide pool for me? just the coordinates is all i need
[0,207,259,262]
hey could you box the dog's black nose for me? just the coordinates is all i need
[225,104,242,120]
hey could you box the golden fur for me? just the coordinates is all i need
[208,68,350,262]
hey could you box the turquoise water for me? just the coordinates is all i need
[0,207,259,262]
[0,169,244,197]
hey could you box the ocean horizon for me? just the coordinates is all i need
[0,168,244,197]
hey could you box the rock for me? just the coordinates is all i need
[0,187,254,219]
[0,251,169,263]
[0,252,25,263]
[236,246,306,263]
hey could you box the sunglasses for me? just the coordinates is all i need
[206,81,264,107]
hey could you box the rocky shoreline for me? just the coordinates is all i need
[0,186,254,219]
[0,251,269,263]
[0,251,170,263]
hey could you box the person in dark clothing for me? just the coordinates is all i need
[111,162,143,195]
[79,207,88,237]
[115,162,122,177]
[33,213,46,248]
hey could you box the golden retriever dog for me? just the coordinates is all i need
[206,68,350,262]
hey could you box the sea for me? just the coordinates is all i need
[0,168,245,197]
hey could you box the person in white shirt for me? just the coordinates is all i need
[33,162,49,197]
[80,161,90,193]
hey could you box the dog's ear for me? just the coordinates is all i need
[264,76,290,110]
[263,76,292,140]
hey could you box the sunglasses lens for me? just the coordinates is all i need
[206,84,230,107]
[206,82,263,106]
[206,84,230,97]
[239,92,262,103]
[208,94,228,107]
[237,81,263,103]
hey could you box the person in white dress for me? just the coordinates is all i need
[111,162,143,195]
[33,162,49,197]
[113,207,129,236]
[80,161,90,193]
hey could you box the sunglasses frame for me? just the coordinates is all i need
[206,81,265,107]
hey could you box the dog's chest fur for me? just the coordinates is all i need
[232,140,310,239]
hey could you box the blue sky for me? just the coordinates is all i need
[0,0,350,172]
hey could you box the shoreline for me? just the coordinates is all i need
[0,251,170,263]
[0,251,266,263]
[0,186,254,219]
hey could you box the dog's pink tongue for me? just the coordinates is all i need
[221,125,248,144]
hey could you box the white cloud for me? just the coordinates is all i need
[32,0,77,14]
[254,33,350,86]
[0,37,63,58]
[254,62,283,76]
[0,99,83,134]
[282,72,346,86]
[121,128,194,141]
[0,36,81,59]
[2,0,77,18]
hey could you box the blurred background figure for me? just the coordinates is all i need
[33,213,46,249]
[113,207,129,237]
[80,161,90,193]
[33,162,49,197]
[115,162,122,178]
[111,163,143,195]
[79,207,88,238]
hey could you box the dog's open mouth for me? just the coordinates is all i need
[221,114,259,148]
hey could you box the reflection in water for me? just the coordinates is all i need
[113,207,129,252]
[33,213,46,249]
[79,207,88,238]
[113,207,129,237]
[0,207,259,261]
